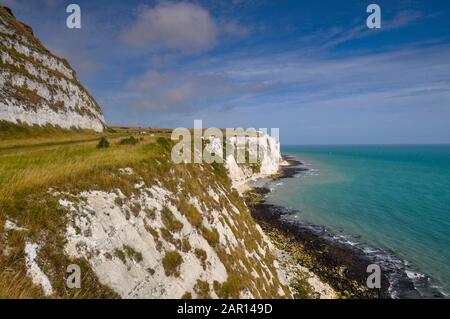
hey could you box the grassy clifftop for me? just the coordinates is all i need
[0,126,290,298]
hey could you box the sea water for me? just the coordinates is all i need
[266,145,450,297]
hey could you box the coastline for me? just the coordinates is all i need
[244,155,446,299]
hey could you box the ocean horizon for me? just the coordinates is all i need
[267,144,450,297]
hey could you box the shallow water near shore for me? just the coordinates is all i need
[266,145,450,297]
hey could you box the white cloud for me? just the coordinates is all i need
[121,2,218,53]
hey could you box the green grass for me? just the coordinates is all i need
[0,126,170,202]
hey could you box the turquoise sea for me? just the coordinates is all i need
[266,145,450,297]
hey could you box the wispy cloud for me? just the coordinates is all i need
[298,10,426,51]
[219,44,450,107]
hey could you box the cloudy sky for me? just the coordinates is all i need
[2,0,450,144]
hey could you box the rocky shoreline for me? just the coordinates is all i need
[244,156,391,299]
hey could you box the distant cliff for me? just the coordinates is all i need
[0,6,105,132]
[208,133,282,191]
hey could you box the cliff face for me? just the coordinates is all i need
[0,7,105,132]
[209,134,282,191]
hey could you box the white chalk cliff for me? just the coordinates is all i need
[207,133,282,191]
[0,7,105,132]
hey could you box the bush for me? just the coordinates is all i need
[290,272,320,299]
[119,136,139,145]
[123,245,143,263]
[194,280,210,299]
[181,292,192,299]
[97,137,110,148]
[162,251,183,277]
[201,226,220,247]
[157,137,171,150]
[178,199,203,228]
[161,207,183,233]
[195,248,208,270]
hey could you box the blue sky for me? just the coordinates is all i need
[2,0,450,144]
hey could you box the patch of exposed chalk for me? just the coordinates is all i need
[24,241,53,296]
[60,184,229,298]
[207,187,220,203]
[4,219,27,232]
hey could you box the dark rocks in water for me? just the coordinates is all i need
[272,157,308,180]
[282,155,303,165]
[252,187,271,196]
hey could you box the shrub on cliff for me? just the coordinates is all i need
[97,137,110,149]
[157,137,171,150]
[162,251,183,277]
[119,136,139,145]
